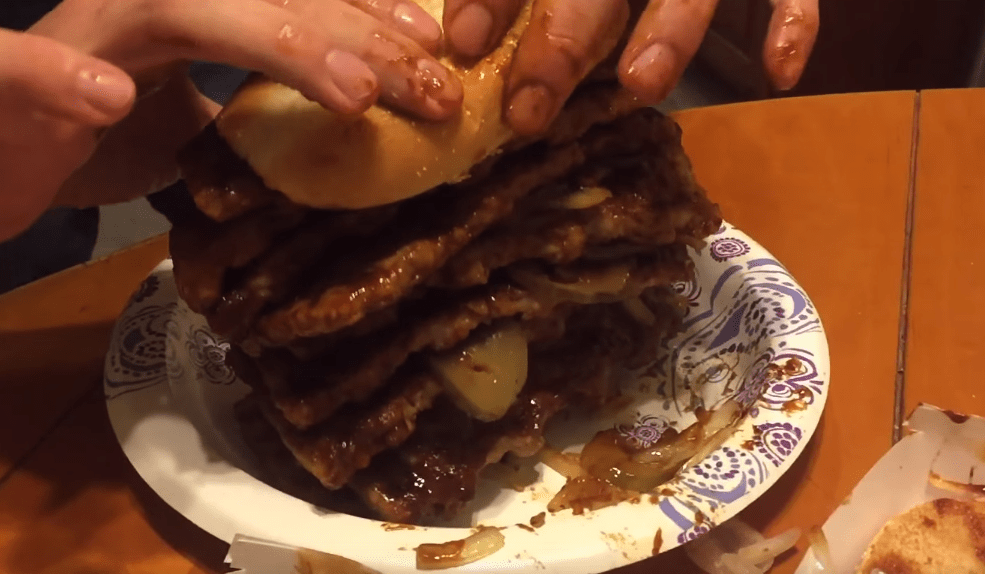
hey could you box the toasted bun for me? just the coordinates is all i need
[213,1,625,209]
[855,498,985,573]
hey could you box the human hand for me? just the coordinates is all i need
[0,29,136,239]
[1,0,462,240]
[442,0,820,135]
[31,0,463,120]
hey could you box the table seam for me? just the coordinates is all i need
[0,382,100,489]
[893,91,922,443]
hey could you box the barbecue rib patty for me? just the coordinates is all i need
[169,84,721,524]
[237,292,681,524]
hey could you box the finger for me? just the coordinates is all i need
[763,0,819,91]
[55,74,214,209]
[444,0,525,58]
[0,29,135,126]
[617,0,719,104]
[139,0,463,119]
[339,0,443,54]
[504,0,630,136]
[275,0,464,118]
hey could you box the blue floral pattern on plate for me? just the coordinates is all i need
[103,221,829,570]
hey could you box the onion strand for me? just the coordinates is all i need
[685,518,800,574]
[415,528,506,571]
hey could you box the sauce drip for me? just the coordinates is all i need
[944,409,971,424]
[782,387,814,413]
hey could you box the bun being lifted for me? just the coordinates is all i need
[210,0,629,209]
[168,0,723,524]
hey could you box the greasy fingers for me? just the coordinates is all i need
[617,0,719,104]
[132,0,384,114]
[504,0,630,136]
[306,1,463,118]
[34,0,462,119]
[444,0,525,58]
[0,29,135,126]
[763,0,819,91]
[167,0,462,119]
[341,0,443,54]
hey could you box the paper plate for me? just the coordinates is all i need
[104,221,829,573]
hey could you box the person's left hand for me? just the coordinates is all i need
[443,0,820,135]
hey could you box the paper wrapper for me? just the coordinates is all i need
[226,535,381,574]
[794,404,985,573]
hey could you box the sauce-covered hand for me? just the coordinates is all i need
[443,0,819,135]
[1,0,462,241]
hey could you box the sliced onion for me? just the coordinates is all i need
[581,429,686,493]
[718,553,762,574]
[295,549,382,574]
[430,322,528,422]
[683,401,743,470]
[510,265,632,305]
[736,528,801,568]
[632,401,740,466]
[540,447,584,480]
[415,528,506,571]
[685,519,799,574]
[622,297,657,326]
[805,526,833,572]
[558,186,612,209]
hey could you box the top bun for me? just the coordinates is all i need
[213,1,621,209]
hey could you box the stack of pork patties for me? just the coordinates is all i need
[168,83,722,524]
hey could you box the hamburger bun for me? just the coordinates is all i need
[855,498,985,573]
[213,0,628,209]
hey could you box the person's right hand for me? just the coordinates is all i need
[442,0,819,135]
[1,0,462,242]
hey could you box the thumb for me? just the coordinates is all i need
[0,30,135,240]
[0,28,136,126]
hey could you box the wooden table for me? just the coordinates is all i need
[0,89,980,574]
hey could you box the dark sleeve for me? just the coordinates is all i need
[146,181,201,227]
[0,207,100,295]
[0,0,62,29]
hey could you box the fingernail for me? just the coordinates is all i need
[626,43,676,102]
[774,63,800,91]
[76,66,134,115]
[506,84,556,136]
[771,30,803,91]
[394,2,442,45]
[448,3,494,57]
[325,50,378,109]
[415,59,463,118]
